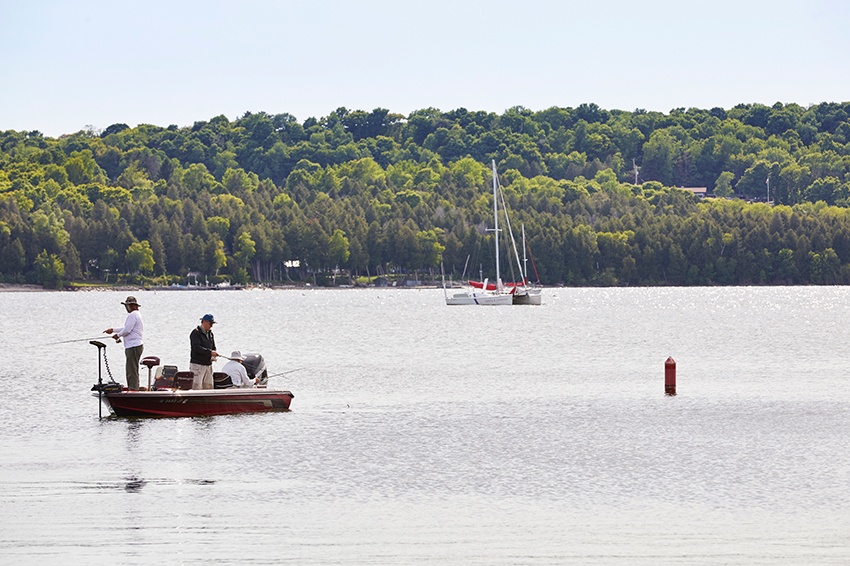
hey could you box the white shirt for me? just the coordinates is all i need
[222,359,253,387]
[114,310,143,348]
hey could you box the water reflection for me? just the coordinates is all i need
[124,476,147,492]
[123,420,146,495]
[117,417,218,493]
[124,418,144,441]
[69,477,215,491]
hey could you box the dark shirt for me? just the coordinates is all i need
[190,326,216,365]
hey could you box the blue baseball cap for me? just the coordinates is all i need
[200,314,216,324]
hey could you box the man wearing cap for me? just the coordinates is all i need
[103,296,144,390]
[190,314,219,389]
[222,350,255,388]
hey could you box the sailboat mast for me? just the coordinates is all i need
[495,172,525,286]
[492,160,501,290]
[522,223,528,283]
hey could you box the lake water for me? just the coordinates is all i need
[0,286,848,565]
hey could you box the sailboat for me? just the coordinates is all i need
[443,161,542,305]
[444,160,513,305]
[511,224,543,305]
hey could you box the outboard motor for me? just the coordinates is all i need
[242,353,269,386]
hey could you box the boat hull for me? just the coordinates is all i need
[446,291,514,305]
[512,287,543,305]
[96,388,294,418]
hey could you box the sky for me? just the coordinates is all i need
[1,0,849,137]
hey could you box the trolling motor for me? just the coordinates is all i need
[91,340,105,419]
[90,340,121,419]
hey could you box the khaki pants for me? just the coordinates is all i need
[125,345,143,390]
[190,363,213,389]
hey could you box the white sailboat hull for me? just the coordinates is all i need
[446,290,514,306]
[512,287,543,305]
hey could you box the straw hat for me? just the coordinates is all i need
[121,296,140,306]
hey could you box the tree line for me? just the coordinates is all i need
[2,101,850,288]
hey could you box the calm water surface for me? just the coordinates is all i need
[0,287,848,564]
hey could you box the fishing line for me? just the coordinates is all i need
[265,368,305,379]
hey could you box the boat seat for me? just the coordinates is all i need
[140,356,160,369]
[153,365,178,389]
[174,371,195,390]
[213,372,234,389]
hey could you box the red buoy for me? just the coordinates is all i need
[665,356,676,396]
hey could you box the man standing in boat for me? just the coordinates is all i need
[103,296,144,390]
[190,314,218,389]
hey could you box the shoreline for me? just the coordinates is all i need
[0,282,444,293]
[0,283,51,292]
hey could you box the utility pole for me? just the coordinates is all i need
[633,159,640,185]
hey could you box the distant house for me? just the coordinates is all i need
[678,187,708,198]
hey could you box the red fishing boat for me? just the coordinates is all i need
[96,388,294,418]
[89,341,294,418]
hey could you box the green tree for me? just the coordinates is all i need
[233,230,256,271]
[0,238,27,276]
[206,216,231,241]
[327,229,350,267]
[125,240,155,274]
[62,242,83,280]
[641,130,678,186]
[182,163,218,192]
[804,176,843,205]
[34,250,65,288]
[414,229,445,268]
[207,237,227,275]
[714,171,735,197]
[222,167,259,194]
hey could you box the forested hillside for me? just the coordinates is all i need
[2,102,850,288]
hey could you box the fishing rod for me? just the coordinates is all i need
[193,348,232,361]
[265,368,305,379]
[46,335,121,346]
[213,352,249,362]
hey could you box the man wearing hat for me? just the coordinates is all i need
[189,314,219,389]
[103,296,144,390]
[222,350,255,388]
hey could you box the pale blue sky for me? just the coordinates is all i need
[1,0,848,137]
